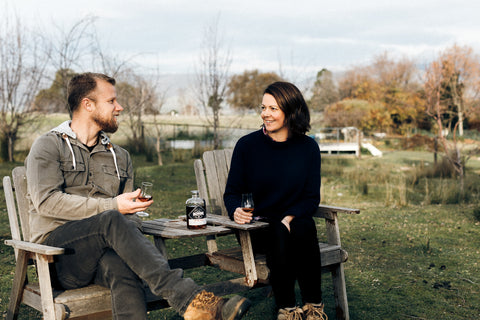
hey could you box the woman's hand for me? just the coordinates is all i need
[233,207,253,224]
[281,215,294,232]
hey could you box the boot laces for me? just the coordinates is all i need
[303,303,328,320]
[279,307,304,320]
[190,290,222,312]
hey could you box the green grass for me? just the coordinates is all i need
[1,150,480,319]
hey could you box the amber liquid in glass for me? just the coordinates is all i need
[138,195,153,202]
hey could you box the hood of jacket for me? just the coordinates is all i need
[50,120,112,146]
[50,120,120,179]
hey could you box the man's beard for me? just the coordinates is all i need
[93,113,118,133]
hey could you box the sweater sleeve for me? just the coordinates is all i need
[282,142,321,219]
[26,135,116,221]
[223,140,246,220]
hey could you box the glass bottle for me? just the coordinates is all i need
[186,190,207,229]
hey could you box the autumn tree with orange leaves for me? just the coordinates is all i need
[328,52,423,134]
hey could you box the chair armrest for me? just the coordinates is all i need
[5,239,65,256]
[314,205,360,246]
[314,205,360,220]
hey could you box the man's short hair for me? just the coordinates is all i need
[67,72,116,117]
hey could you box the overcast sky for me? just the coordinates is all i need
[6,0,480,84]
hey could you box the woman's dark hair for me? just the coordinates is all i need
[264,81,311,135]
[67,72,116,117]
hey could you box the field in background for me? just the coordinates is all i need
[15,112,326,153]
[1,114,480,319]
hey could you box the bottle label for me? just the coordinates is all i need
[187,205,206,225]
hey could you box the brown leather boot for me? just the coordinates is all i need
[302,302,328,320]
[184,290,251,320]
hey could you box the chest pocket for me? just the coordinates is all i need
[60,161,86,187]
[99,165,129,194]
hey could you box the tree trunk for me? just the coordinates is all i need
[458,110,464,137]
[8,133,16,162]
[213,108,220,150]
[156,137,163,166]
[455,147,465,201]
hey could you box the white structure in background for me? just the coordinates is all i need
[361,143,383,157]
[315,127,383,157]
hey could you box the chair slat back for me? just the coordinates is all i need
[195,150,233,216]
[3,175,21,245]
[3,167,29,259]
[12,167,30,241]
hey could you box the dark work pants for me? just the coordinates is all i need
[43,210,201,319]
[251,217,323,309]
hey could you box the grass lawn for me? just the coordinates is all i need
[1,149,480,319]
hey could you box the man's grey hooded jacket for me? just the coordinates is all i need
[25,121,133,243]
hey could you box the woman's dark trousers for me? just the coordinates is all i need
[251,217,323,309]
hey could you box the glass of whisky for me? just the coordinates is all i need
[136,182,153,218]
[241,193,254,223]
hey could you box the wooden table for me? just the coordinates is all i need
[142,215,268,287]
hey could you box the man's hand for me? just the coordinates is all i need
[116,189,153,215]
[233,207,253,224]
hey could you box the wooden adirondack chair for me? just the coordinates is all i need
[3,167,168,320]
[194,149,360,320]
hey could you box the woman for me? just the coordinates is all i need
[224,81,326,320]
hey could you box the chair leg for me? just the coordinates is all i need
[331,263,349,320]
[36,253,62,320]
[7,250,29,320]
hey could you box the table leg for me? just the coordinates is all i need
[153,236,168,259]
[237,230,257,287]
[206,235,218,253]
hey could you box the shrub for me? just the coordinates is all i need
[473,207,480,222]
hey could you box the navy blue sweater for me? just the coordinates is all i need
[224,129,321,221]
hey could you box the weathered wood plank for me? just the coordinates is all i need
[332,263,349,320]
[212,150,230,203]
[142,219,231,239]
[3,176,21,244]
[223,149,233,172]
[36,253,59,320]
[207,251,270,281]
[194,159,210,208]
[12,167,30,241]
[206,243,347,282]
[205,214,269,231]
[5,239,64,256]
[203,151,224,216]
[238,230,257,287]
[316,205,360,219]
[6,250,29,320]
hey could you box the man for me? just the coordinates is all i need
[25,72,250,320]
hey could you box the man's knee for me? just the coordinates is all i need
[100,210,143,230]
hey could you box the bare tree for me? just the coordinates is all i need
[438,45,480,136]
[116,69,160,154]
[196,15,232,150]
[0,9,50,162]
[34,16,99,113]
[424,57,466,196]
[149,86,168,166]
[92,28,140,79]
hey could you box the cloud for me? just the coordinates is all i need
[6,0,480,81]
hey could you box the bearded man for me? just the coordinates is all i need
[25,72,250,320]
